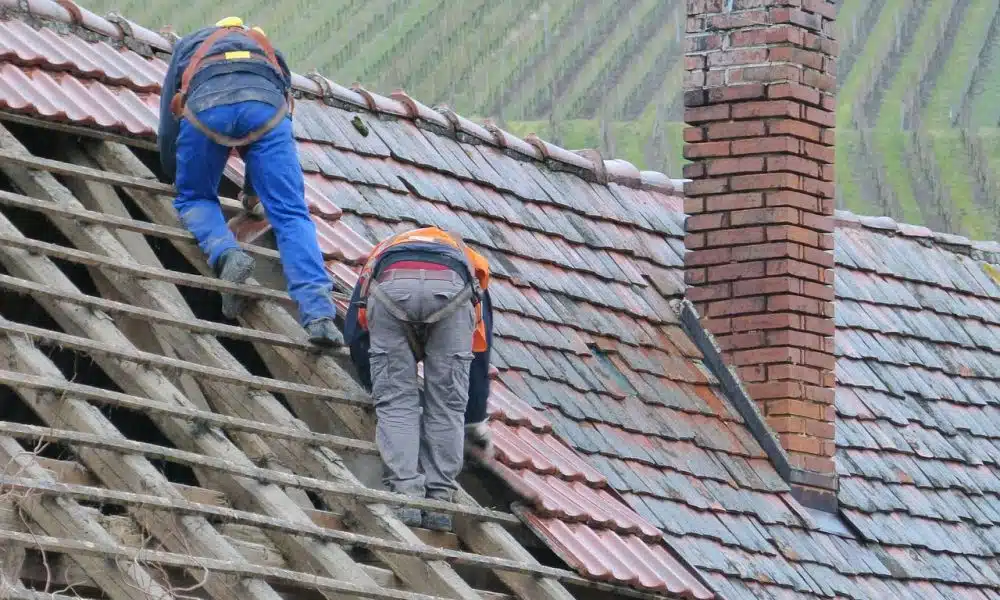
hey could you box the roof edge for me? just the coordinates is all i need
[4,0,685,196]
[834,209,1000,262]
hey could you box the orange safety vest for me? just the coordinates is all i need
[357,227,490,353]
[169,25,293,147]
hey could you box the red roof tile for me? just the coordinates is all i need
[0,7,712,597]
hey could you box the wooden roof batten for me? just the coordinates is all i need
[0,122,679,600]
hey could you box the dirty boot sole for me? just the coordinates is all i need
[421,511,453,532]
[395,507,422,527]
[219,253,255,319]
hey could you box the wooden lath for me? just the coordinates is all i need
[84,140,584,600]
[0,126,589,600]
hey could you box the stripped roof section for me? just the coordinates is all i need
[0,2,712,598]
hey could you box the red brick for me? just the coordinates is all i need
[779,433,823,456]
[768,363,825,386]
[706,192,765,211]
[803,105,835,128]
[708,260,766,282]
[731,345,800,366]
[685,232,706,249]
[767,155,822,178]
[729,63,802,84]
[801,175,835,199]
[722,331,767,351]
[708,47,769,67]
[803,140,835,163]
[802,0,838,19]
[731,0,801,9]
[687,282,732,303]
[685,104,731,124]
[806,383,836,404]
[732,241,803,262]
[767,118,822,141]
[732,311,801,332]
[748,380,805,400]
[765,224,820,247]
[821,93,836,112]
[802,279,835,301]
[804,315,836,336]
[686,212,727,232]
[731,135,800,156]
[765,189,821,211]
[707,83,767,104]
[732,99,802,120]
[766,257,823,282]
[705,120,767,139]
[766,398,821,419]
[802,211,835,232]
[685,69,706,88]
[687,0,725,15]
[685,246,733,265]
[767,46,825,71]
[685,31,724,52]
[821,128,835,146]
[790,454,836,475]
[802,245,835,268]
[802,67,836,91]
[708,9,770,30]
[706,296,768,318]
[732,276,801,297]
[706,226,766,246]
[706,156,766,175]
[683,162,706,179]
[730,206,801,226]
[702,317,732,335]
[686,55,707,71]
[684,126,706,143]
[803,350,836,370]
[766,329,825,350]
[771,7,823,31]
[767,294,825,315]
[805,417,835,440]
[685,267,707,285]
[770,416,808,435]
[767,81,821,106]
[736,364,767,382]
[684,197,705,214]
[730,172,802,192]
[821,162,835,182]
[818,232,834,249]
[729,25,804,48]
[685,178,730,196]
[684,140,732,159]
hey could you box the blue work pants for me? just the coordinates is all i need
[173,100,336,325]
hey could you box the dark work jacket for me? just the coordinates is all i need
[157,25,292,194]
[344,246,494,426]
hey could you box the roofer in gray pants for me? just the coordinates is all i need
[344,227,495,531]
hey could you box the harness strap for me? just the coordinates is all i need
[369,282,474,360]
[180,98,289,147]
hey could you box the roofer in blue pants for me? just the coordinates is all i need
[157,16,343,347]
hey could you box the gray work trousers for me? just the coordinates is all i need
[367,269,475,501]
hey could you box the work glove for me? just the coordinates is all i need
[464,420,494,461]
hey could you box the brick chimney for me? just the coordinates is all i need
[682,0,838,505]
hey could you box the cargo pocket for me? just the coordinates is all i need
[445,351,474,413]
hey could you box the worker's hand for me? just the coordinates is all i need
[239,191,265,218]
[464,420,494,460]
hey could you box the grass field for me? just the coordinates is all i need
[82,0,1000,240]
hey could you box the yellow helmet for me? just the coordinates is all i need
[215,16,244,28]
[251,26,266,36]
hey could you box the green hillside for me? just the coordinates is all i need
[84,0,1000,240]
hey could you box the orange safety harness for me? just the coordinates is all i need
[169,25,294,147]
[357,228,490,356]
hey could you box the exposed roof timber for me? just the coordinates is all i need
[85,139,609,600]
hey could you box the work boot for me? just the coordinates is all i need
[305,317,344,348]
[214,249,255,320]
[421,511,453,532]
[395,506,422,527]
